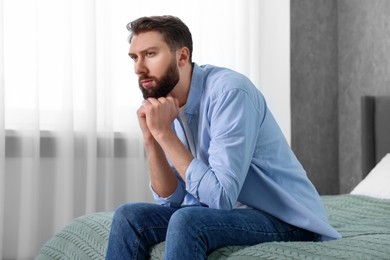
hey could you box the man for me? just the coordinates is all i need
[106,15,340,259]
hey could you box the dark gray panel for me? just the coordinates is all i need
[360,96,390,179]
[361,96,375,177]
[375,96,390,163]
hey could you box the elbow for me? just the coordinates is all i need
[208,189,236,210]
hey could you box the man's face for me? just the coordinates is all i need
[128,31,179,99]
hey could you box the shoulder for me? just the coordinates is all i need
[200,64,252,91]
[198,64,264,104]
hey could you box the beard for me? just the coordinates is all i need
[138,57,180,99]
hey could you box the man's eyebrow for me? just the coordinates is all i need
[129,47,158,57]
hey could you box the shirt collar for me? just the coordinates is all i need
[183,63,204,116]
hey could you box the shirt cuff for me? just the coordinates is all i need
[150,182,186,208]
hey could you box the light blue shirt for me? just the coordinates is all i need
[152,63,341,241]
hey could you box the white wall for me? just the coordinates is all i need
[117,0,291,143]
[257,1,291,143]
[188,0,291,143]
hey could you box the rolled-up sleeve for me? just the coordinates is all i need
[150,177,186,208]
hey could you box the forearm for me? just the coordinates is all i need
[144,137,178,198]
[154,129,193,181]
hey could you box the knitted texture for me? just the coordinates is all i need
[37,195,390,259]
[37,212,113,260]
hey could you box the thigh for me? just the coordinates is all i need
[114,202,178,236]
[167,206,318,253]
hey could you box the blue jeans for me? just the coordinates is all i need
[105,203,319,260]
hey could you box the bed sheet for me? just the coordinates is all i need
[37,194,390,259]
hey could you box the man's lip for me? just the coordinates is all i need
[140,79,153,87]
[140,79,152,83]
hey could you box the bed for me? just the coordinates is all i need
[36,96,390,259]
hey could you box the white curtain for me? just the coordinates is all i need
[0,0,290,259]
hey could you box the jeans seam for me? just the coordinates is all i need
[193,223,310,256]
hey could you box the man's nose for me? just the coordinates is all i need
[134,59,147,75]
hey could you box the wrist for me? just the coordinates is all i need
[153,128,175,145]
[143,136,158,148]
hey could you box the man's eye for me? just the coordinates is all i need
[130,55,137,62]
[146,52,155,57]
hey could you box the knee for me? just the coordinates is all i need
[111,203,149,230]
[168,206,204,231]
[166,207,209,252]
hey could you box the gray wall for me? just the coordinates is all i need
[291,0,390,194]
[291,0,339,194]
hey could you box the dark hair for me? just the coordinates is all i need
[127,15,193,62]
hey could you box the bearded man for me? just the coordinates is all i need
[105,15,340,260]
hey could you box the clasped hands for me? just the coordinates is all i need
[137,95,180,142]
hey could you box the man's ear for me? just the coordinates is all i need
[178,47,190,67]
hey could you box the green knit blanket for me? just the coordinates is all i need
[37,195,390,259]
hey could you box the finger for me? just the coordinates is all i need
[165,95,179,108]
[165,95,177,103]
[142,99,155,110]
[157,96,166,103]
[137,106,146,117]
[147,97,160,106]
